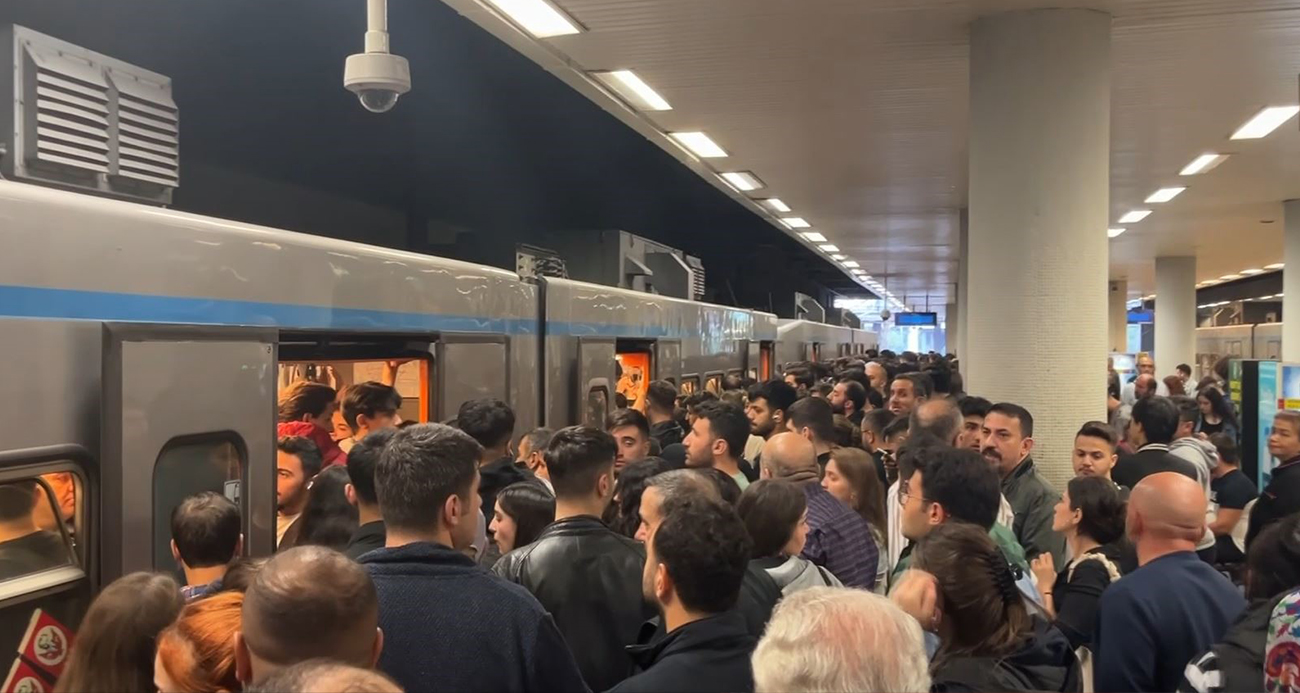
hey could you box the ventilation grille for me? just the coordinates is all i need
[108,68,179,187]
[685,255,706,300]
[28,51,111,175]
[7,26,178,204]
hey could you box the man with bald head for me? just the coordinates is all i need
[760,433,878,589]
[908,398,963,446]
[1095,473,1246,692]
[865,361,888,398]
[1122,354,1170,406]
[235,546,383,686]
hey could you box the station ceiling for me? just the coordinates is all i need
[441,0,1300,307]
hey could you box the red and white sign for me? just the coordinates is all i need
[1,659,48,693]
[15,611,71,679]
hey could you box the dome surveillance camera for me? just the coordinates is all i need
[344,52,411,113]
[880,309,892,321]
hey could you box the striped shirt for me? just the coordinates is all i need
[800,482,879,590]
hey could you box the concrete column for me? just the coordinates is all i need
[956,209,970,361]
[1108,280,1128,353]
[945,302,958,355]
[967,9,1110,486]
[1285,200,1300,362]
[1155,257,1196,378]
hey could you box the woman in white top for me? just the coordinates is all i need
[738,479,842,595]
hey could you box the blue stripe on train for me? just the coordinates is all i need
[0,284,688,339]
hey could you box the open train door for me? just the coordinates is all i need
[101,324,277,580]
[576,337,616,427]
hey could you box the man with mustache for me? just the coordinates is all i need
[981,402,1066,571]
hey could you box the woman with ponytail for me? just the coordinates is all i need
[892,522,1081,692]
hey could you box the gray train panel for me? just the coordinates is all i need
[775,319,856,367]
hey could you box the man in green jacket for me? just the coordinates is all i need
[981,403,1066,571]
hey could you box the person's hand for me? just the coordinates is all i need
[1107,395,1121,413]
[891,570,942,631]
[1030,553,1056,591]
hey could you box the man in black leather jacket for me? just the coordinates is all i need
[493,426,651,691]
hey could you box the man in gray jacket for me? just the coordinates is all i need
[981,402,1066,570]
[1170,396,1220,562]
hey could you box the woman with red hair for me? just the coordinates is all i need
[154,592,243,693]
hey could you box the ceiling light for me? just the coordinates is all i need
[669,132,727,158]
[1230,106,1300,140]
[1180,153,1229,176]
[1201,279,1220,286]
[1108,227,1126,238]
[1145,187,1186,204]
[1241,268,1265,275]
[819,244,839,252]
[719,171,764,191]
[1267,263,1285,270]
[1279,293,1286,298]
[852,269,866,276]
[1119,210,1152,224]
[831,254,846,260]
[592,70,671,111]
[781,217,810,229]
[483,0,582,38]
[799,231,826,243]
[1220,274,1242,281]
[764,198,791,213]
[842,260,860,268]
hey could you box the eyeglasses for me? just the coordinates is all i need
[897,479,931,504]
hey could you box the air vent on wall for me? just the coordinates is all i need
[1,25,178,204]
[685,255,705,301]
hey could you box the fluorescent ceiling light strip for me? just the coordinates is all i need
[781,217,810,229]
[1266,263,1285,270]
[1108,228,1126,238]
[842,260,860,268]
[764,198,791,213]
[593,70,671,111]
[1220,274,1241,280]
[819,244,839,252]
[1241,268,1264,275]
[483,0,582,38]
[1118,210,1152,224]
[669,132,727,158]
[1180,153,1228,176]
[1230,106,1300,140]
[720,171,764,191]
[1145,187,1186,204]
[799,231,826,242]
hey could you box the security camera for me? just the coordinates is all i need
[344,52,410,113]
[880,309,892,321]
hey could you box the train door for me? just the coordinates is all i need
[809,343,822,362]
[577,338,617,427]
[655,340,682,389]
[760,342,774,380]
[436,334,509,419]
[746,341,761,381]
[0,446,95,686]
[615,340,655,410]
[101,324,277,579]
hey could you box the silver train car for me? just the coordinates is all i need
[0,181,876,645]
[1194,323,1283,376]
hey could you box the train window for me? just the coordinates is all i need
[615,352,652,411]
[152,435,244,570]
[585,387,609,428]
[705,373,723,395]
[680,376,700,396]
[0,476,80,595]
[760,343,773,380]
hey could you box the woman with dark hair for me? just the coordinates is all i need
[1181,513,1300,693]
[821,447,888,593]
[1029,475,1127,650]
[491,482,555,554]
[1164,374,1187,397]
[286,465,358,551]
[55,572,183,693]
[738,480,841,595]
[1196,387,1239,440]
[894,523,1080,692]
[602,458,671,539]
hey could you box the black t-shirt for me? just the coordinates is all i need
[1211,468,1258,563]
[0,530,71,581]
[1199,419,1225,436]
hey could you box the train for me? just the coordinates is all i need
[0,180,876,647]
[1195,323,1283,377]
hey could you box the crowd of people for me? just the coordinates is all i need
[38,349,1300,693]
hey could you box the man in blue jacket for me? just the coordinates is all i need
[359,423,587,693]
